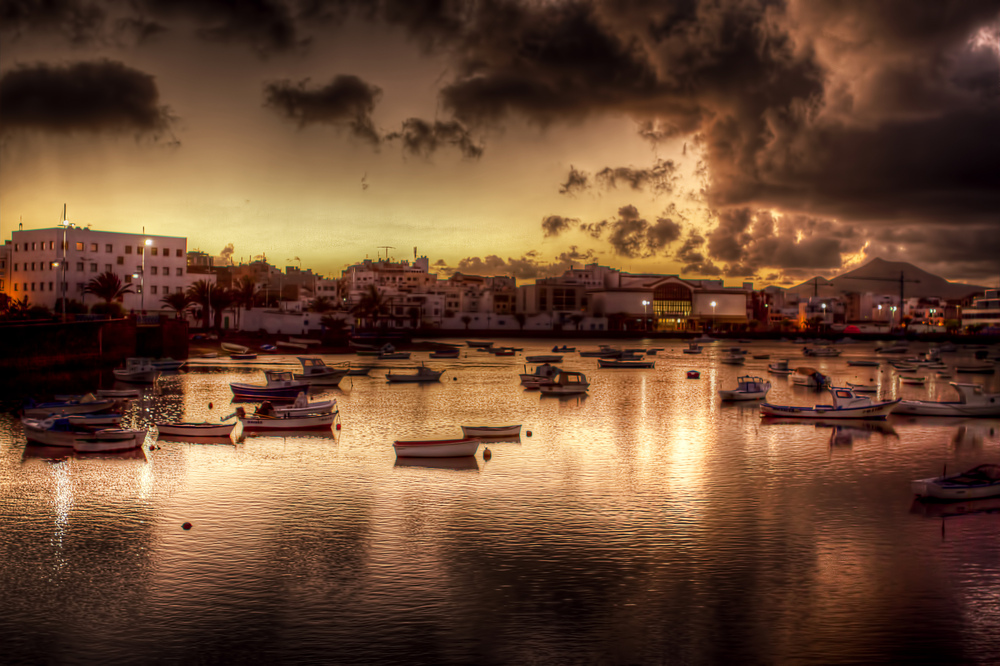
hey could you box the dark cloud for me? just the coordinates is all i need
[595,159,678,194]
[448,246,598,280]
[0,60,174,138]
[114,16,168,45]
[541,215,579,238]
[136,0,305,56]
[263,75,382,145]
[559,166,589,195]
[575,205,682,258]
[384,118,483,158]
[0,0,106,45]
[676,229,720,276]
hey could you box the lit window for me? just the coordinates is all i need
[151,247,158,256]
[90,243,97,251]
[76,242,83,251]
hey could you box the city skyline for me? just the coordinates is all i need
[1,1,998,287]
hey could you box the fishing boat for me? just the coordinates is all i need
[846,381,878,393]
[955,362,995,374]
[378,343,411,360]
[113,357,160,383]
[151,358,186,371]
[760,387,900,419]
[21,416,143,448]
[293,357,349,385]
[911,464,1000,500]
[230,352,258,360]
[221,342,249,354]
[520,363,561,387]
[273,396,337,416]
[875,343,909,354]
[230,371,311,401]
[752,354,770,360]
[682,343,702,355]
[598,358,655,368]
[579,345,621,358]
[551,345,576,353]
[790,367,829,387]
[718,376,771,401]
[22,394,117,417]
[385,365,444,383]
[803,347,841,357]
[72,429,147,453]
[847,360,880,367]
[346,365,373,376]
[429,349,461,359]
[493,347,517,356]
[460,425,522,438]
[393,437,481,458]
[95,388,141,398]
[66,413,123,427]
[537,370,590,395]
[466,340,494,349]
[767,359,793,375]
[892,383,1000,417]
[719,352,745,365]
[525,354,562,363]
[156,422,237,437]
[235,406,337,432]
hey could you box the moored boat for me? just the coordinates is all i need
[767,359,793,375]
[598,358,655,368]
[293,357,349,385]
[72,429,147,453]
[22,394,117,417]
[230,352,258,360]
[955,362,995,374]
[847,360,880,367]
[393,437,481,458]
[151,358,186,371]
[899,375,927,385]
[911,464,1000,500]
[156,422,237,437]
[461,425,522,438]
[892,382,1000,417]
[719,352,745,365]
[760,387,900,419]
[846,381,878,393]
[95,388,141,398]
[525,354,562,363]
[520,363,561,387]
[790,367,829,387]
[551,345,575,353]
[235,406,337,432]
[682,342,702,354]
[385,365,444,383]
[230,371,311,401]
[66,413,123,427]
[274,396,337,416]
[538,370,590,395]
[113,357,160,384]
[221,342,249,354]
[466,340,494,348]
[429,349,461,359]
[719,376,771,401]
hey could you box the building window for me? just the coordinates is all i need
[125,275,133,283]
[13,263,17,271]
[76,262,84,271]
[151,247,158,256]
[76,242,83,251]
[117,256,124,265]
[137,246,143,255]
[90,263,98,272]
[31,283,35,291]
[176,267,183,276]
[49,282,53,291]
[105,264,112,272]
[31,262,35,270]
[126,246,133,254]
[151,286,158,295]
[49,241,55,249]
[151,266,158,276]
[162,266,168,275]
[14,284,18,291]
[176,249,183,257]
[31,242,36,250]
[90,243,98,251]
[106,244,113,252]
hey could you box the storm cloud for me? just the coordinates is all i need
[384,118,483,159]
[447,246,598,280]
[263,75,382,145]
[0,60,174,137]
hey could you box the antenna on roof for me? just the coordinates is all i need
[378,246,395,260]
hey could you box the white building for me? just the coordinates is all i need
[6,224,189,313]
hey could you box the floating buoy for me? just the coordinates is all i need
[208,402,213,409]
[149,445,155,451]
[335,423,341,430]
[453,377,457,381]
[526,431,532,437]
[483,447,492,460]
[182,522,192,530]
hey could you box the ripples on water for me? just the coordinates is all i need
[2,340,999,664]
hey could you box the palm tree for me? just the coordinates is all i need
[351,284,388,330]
[84,271,134,305]
[311,296,335,313]
[209,287,236,331]
[321,314,350,340]
[232,275,258,328]
[187,280,214,330]
[161,291,192,319]
[513,312,526,330]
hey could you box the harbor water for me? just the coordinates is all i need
[2,339,999,664]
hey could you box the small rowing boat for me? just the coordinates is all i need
[393,437,481,458]
[912,464,1000,500]
[460,425,521,438]
[156,422,237,437]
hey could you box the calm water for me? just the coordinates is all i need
[2,339,999,665]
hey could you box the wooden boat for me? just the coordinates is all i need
[156,422,237,437]
[538,370,589,395]
[955,362,995,374]
[875,344,908,354]
[289,337,321,346]
[579,345,621,358]
[113,357,160,383]
[803,347,841,357]
[346,365,373,376]
[847,360,880,367]
[274,398,337,417]
[525,354,562,363]
[429,349,461,359]
[719,352,745,365]
[385,366,443,383]
[892,383,1000,417]
[682,343,702,355]
[598,358,655,368]
[66,413,123,427]
[96,388,141,398]
[768,359,793,375]
[461,425,522,438]
[235,407,336,432]
[466,340,494,348]
[551,345,575,352]
[760,387,900,419]
[22,416,143,449]
[752,354,770,360]
[493,347,517,356]
[276,340,308,350]
[221,342,249,354]
[899,375,927,385]
[846,381,878,393]
[911,464,1000,500]
[230,353,258,360]
[22,394,117,417]
[790,367,829,387]
[151,358,186,370]
[393,437,480,458]
[260,344,277,352]
[293,357,349,385]
[520,363,561,387]
[718,376,771,401]
[377,343,410,360]
[230,370,311,401]
[72,429,146,453]
[394,457,480,471]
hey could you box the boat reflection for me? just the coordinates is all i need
[469,435,521,444]
[237,429,337,441]
[21,443,148,462]
[760,417,898,436]
[394,456,480,472]
[909,496,1000,518]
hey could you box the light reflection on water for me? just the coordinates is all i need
[1,339,999,664]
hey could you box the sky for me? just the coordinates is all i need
[1,0,998,287]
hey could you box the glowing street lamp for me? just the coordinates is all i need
[642,300,650,330]
[710,300,717,331]
[140,238,152,311]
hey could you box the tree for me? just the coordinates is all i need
[161,291,192,319]
[187,280,215,330]
[209,287,236,330]
[569,313,585,330]
[461,315,472,330]
[321,314,350,341]
[351,284,388,330]
[311,296,335,313]
[84,272,134,306]
[513,312,526,330]
[231,276,259,328]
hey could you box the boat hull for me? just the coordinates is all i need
[292,370,348,385]
[598,359,655,368]
[239,412,336,432]
[719,390,769,401]
[911,478,1000,500]
[393,438,480,458]
[113,369,160,383]
[525,355,562,363]
[22,399,117,417]
[461,425,522,437]
[73,430,146,453]
[892,401,1000,417]
[156,423,237,437]
[230,383,308,400]
[760,400,899,419]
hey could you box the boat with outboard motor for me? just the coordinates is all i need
[790,367,829,387]
[538,370,590,395]
[235,405,337,432]
[760,387,899,419]
[113,357,160,383]
[767,359,793,375]
[719,376,771,401]
[911,464,1000,500]
[293,357,349,385]
[892,382,1000,417]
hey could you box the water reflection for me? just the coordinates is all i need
[394,457,481,472]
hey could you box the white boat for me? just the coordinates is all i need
[682,343,702,354]
[719,352,745,365]
[289,337,321,346]
[767,359,793,375]
[22,416,143,448]
[72,429,147,453]
[461,425,522,438]
[230,370,311,401]
[760,387,900,419]
[520,363,561,387]
[293,357,349,385]
[538,370,590,395]
[525,354,563,363]
[22,394,117,417]
[911,464,1000,500]
[276,340,309,350]
[221,342,249,353]
[151,358,186,370]
[718,376,771,401]
[156,422,237,437]
[393,437,481,458]
[892,383,1000,417]
[385,365,443,383]
[846,381,878,393]
[113,357,160,383]
[790,367,829,387]
[273,397,337,416]
[235,407,337,432]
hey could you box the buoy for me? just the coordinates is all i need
[483,447,492,460]
[149,445,155,451]
[208,402,213,409]
[453,377,457,381]
[526,431,532,437]
[182,522,192,530]
[336,423,341,430]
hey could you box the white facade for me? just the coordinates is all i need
[6,225,188,313]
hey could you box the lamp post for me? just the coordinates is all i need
[641,300,649,331]
[890,305,897,330]
[140,238,152,312]
[821,302,827,332]
[710,300,717,332]
[877,303,882,321]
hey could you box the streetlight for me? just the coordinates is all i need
[641,300,649,330]
[890,305,897,329]
[140,238,152,312]
[710,300,717,332]
[877,303,882,321]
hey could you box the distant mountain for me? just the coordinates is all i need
[790,258,987,300]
